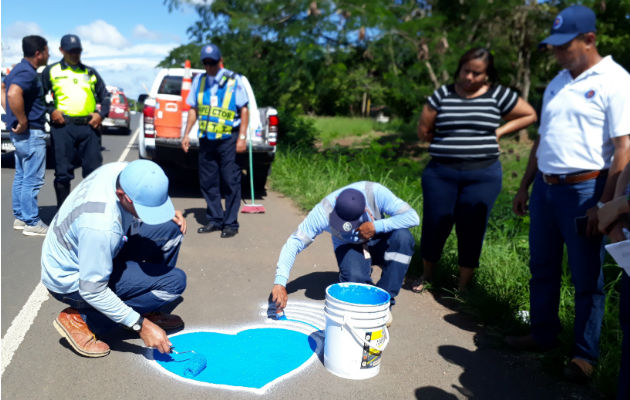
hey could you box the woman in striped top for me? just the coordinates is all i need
[412,48,537,293]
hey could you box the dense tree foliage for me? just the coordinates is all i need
[161,0,629,122]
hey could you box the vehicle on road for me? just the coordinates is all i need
[138,66,278,196]
[101,86,130,134]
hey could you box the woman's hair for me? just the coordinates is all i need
[454,47,498,84]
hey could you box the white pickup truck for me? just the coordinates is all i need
[138,67,278,196]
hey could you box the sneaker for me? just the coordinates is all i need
[22,220,48,237]
[13,219,26,230]
[143,312,184,331]
[53,308,110,357]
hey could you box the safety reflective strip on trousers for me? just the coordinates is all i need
[196,73,237,140]
[48,63,97,116]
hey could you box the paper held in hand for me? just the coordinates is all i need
[605,239,630,276]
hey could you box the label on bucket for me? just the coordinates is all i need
[360,330,384,368]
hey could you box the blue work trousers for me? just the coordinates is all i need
[49,220,186,334]
[528,172,606,362]
[51,122,102,184]
[420,159,502,268]
[10,129,46,225]
[198,134,241,229]
[334,229,415,305]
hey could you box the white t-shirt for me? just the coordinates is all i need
[537,56,630,174]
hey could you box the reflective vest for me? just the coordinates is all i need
[196,70,238,140]
[48,63,98,117]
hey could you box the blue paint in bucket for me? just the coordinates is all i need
[327,283,390,305]
[154,328,318,389]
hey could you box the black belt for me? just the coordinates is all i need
[542,169,607,185]
[63,115,91,125]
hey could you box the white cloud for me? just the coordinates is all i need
[76,19,129,49]
[1,22,46,66]
[133,24,160,41]
[4,21,44,38]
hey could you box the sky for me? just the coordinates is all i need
[1,0,203,100]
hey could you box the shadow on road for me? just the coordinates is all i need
[414,387,458,400]
[285,271,339,301]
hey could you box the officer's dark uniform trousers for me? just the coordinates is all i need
[51,116,103,203]
[198,132,241,229]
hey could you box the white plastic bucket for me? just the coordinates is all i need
[324,282,391,379]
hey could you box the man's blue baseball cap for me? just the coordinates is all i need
[540,5,596,47]
[60,34,82,51]
[200,44,221,62]
[330,188,366,234]
[119,160,175,225]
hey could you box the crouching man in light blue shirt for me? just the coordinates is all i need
[42,160,187,357]
[271,181,419,324]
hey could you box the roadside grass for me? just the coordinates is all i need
[269,115,622,398]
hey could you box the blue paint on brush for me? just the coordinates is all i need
[327,283,390,305]
[154,328,318,388]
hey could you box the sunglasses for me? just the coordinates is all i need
[203,59,219,66]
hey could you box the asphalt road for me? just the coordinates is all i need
[1,114,601,399]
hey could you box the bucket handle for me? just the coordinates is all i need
[342,315,390,352]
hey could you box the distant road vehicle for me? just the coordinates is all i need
[101,85,130,134]
[138,65,279,196]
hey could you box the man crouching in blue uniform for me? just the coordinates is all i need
[41,160,187,357]
[271,182,419,326]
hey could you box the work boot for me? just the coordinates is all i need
[143,312,184,331]
[54,182,71,209]
[53,308,110,357]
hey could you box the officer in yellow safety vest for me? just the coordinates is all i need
[181,44,249,239]
[42,34,110,208]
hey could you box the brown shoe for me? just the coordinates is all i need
[563,358,594,383]
[143,312,184,330]
[53,308,110,357]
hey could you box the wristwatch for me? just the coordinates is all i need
[239,135,246,140]
[131,316,144,333]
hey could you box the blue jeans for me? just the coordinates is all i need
[420,159,502,268]
[49,220,187,334]
[11,129,47,226]
[528,172,606,362]
[334,229,415,305]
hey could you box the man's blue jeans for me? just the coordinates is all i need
[49,220,187,334]
[11,129,46,225]
[334,229,415,305]
[528,172,606,362]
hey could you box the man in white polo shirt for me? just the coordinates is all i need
[507,5,630,382]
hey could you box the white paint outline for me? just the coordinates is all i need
[147,301,327,395]
[0,123,140,377]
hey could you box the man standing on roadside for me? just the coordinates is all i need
[3,35,50,236]
[42,34,110,208]
[181,44,249,239]
[507,5,630,382]
[42,160,187,357]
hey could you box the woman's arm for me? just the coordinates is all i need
[418,104,437,142]
[496,97,537,139]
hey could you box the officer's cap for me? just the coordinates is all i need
[200,44,221,62]
[60,34,82,51]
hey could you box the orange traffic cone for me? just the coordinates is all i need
[181,60,192,111]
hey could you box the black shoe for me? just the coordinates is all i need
[221,227,238,238]
[198,224,222,234]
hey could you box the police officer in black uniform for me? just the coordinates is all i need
[42,34,110,207]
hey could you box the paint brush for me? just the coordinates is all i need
[170,347,208,377]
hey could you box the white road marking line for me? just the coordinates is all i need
[1,283,49,375]
[1,120,140,377]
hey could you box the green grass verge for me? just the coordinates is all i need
[269,116,622,398]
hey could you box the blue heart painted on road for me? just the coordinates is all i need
[154,327,320,390]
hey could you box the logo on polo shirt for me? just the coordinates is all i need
[584,90,595,99]
[553,16,563,30]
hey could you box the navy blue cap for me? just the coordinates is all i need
[540,5,596,47]
[200,44,221,62]
[60,34,82,51]
[330,188,366,234]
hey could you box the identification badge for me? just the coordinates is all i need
[210,96,218,107]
